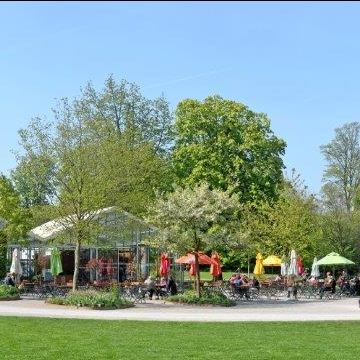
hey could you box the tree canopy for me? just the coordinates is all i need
[172,96,286,205]
[146,182,239,297]
[238,174,321,265]
[320,122,360,213]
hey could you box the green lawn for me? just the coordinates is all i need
[0,317,360,359]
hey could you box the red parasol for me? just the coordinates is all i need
[210,252,222,278]
[159,253,170,276]
[189,263,197,277]
[99,257,107,275]
[107,258,114,277]
[297,257,304,276]
[175,252,217,266]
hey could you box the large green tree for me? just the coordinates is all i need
[320,122,360,213]
[237,175,321,266]
[80,75,173,154]
[13,76,173,217]
[16,76,174,289]
[320,122,360,265]
[0,175,31,278]
[17,108,115,290]
[10,154,55,208]
[146,183,239,298]
[172,96,286,205]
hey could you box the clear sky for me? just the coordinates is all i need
[1,1,360,194]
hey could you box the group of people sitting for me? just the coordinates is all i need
[229,274,260,290]
[144,276,177,300]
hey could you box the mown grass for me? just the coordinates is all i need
[0,317,359,359]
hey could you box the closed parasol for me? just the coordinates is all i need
[210,252,222,278]
[296,257,304,276]
[253,253,265,278]
[50,249,63,276]
[189,263,197,277]
[10,249,22,276]
[310,257,320,278]
[287,250,298,277]
[159,253,170,276]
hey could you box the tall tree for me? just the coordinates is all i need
[13,76,173,216]
[11,154,55,208]
[17,108,112,290]
[0,175,32,278]
[16,76,174,289]
[237,175,321,265]
[172,96,286,205]
[320,122,360,213]
[146,183,239,298]
[80,75,173,154]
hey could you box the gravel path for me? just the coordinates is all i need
[1,298,360,322]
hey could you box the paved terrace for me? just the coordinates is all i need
[1,298,360,322]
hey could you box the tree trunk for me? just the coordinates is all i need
[195,252,200,298]
[72,230,82,292]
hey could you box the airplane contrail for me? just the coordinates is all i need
[145,67,232,89]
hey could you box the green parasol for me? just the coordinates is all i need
[316,252,355,266]
[50,249,63,276]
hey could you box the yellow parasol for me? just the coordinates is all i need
[263,255,282,267]
[253,253,265,278]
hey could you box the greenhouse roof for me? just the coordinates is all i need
[28,207,155,242]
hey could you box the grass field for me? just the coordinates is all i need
[0,317,359,359]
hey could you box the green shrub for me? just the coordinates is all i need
[46,296,66,305]
[0,285,20,300]
[168,289,236,307]
[46,290,133,309]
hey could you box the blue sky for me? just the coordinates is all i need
[1,1,360,194]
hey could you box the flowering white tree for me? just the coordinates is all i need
[147,183,239,298]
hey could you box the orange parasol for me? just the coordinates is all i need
[210,252,222,277]
[175,252,217,265]
[189,263,197,277]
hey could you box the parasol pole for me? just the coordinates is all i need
[247,254,250,278]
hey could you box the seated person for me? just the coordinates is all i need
[323,272,336,294]
[144,276,156,300]
[251,277,260,290]
[241,275,249,284]
[286,279,298,299]
[167,276,177,296]
[338,270,348,289]
[157,277,167,298]
[234,274,247,296]
[234,274,242,288]
[229,274,237,287]
[4,273,15,287]
[301,269,309,280]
